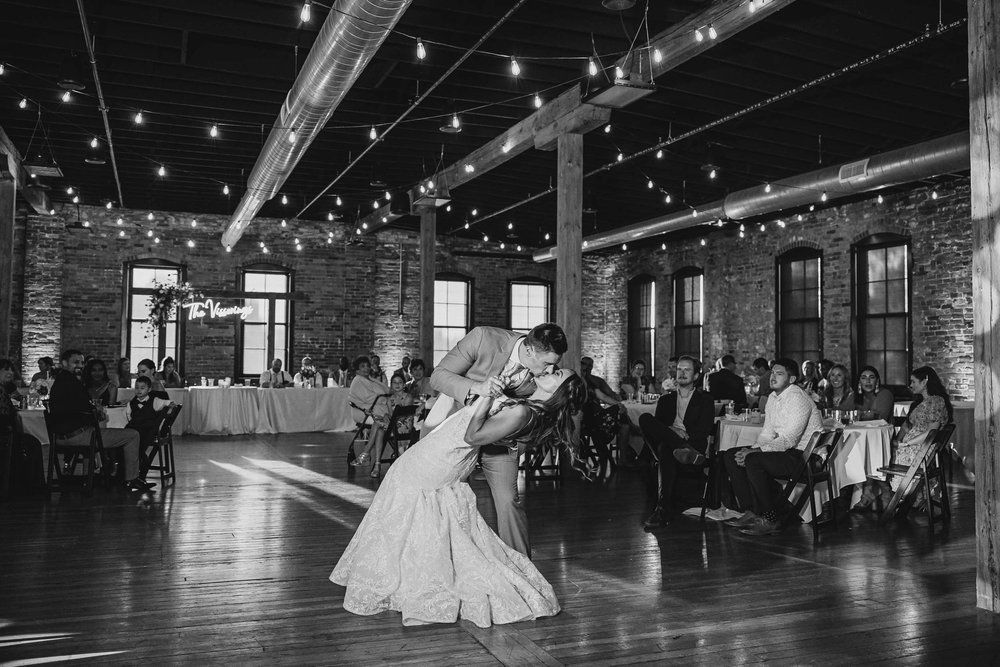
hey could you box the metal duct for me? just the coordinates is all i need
[222,0,412,248]
[533,131,970,262]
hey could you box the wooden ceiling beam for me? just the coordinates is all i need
[0,127,53,216]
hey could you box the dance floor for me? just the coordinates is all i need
[1,433,998,665]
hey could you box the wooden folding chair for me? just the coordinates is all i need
[779,429,844,541]
[144,404,182,486]
[347,395,384,465]
[380,404,418,464]
[44,410,110,495]
[877,425,955,529]
[520,442,562,481]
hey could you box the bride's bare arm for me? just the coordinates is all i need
[464,396,531,447]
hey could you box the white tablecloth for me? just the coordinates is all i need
[117,387,188,435]
[623,400,657,424]
[18,407,128,446]
[255,388,355,434]
[184,387,259,435]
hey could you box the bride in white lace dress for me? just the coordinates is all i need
[330,369,588,628]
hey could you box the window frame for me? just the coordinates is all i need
[433,272,474,366]
[775,247,823,366]
[852,234,912,390]
[672,267,703,360]
[123,258,186,372]
[627,274,657,369]
[235,263,295,381]
[507,277,553,334]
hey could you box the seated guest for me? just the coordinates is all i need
[708,354,747,409]
[114,357,132,389]
[125,375,176,457]
[83,358,118,406]
[259,358,293,388]
[155,356,185,388]
[660,356,679,392]
[348,356,390,473]
[294,356,323,388]
[405,358,436,401]
[334,356,351,387]
[48,349,151,491]
[370,374,416,474]
[723,356,823,536]
[0,359,45,492]
[854,365,894,421]
[394,355,413,383]
[639,356,716,528]
[619,359,656,399]
[798,359,821,396]
[817,358,834,390]
[891,366,953,491]
[137,359,170,399]
[580,356,630,469]
[369,354,389,385]
[819,364,854,411]
[748,357,772,410]
[30,356,55,384]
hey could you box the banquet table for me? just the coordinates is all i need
[623,400,657,425]
[894,399,975,473]
[255,387,355,434]
[117,387,188,436]
[184,386,260,435]
[18,407,128,446]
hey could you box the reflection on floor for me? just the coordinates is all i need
[1,431,998,665]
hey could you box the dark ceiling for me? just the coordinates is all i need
[0,0,970,249]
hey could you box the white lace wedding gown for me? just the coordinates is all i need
[330,403,560,628]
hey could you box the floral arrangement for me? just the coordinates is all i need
[146,280,199,333]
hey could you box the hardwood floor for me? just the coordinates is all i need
[1,432,998,665]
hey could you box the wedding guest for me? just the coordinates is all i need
[369,354,388,385]
[405,358,436,401]
[48,349,151,492]
[125,375,175,464]
[708,354,747,408]
[294,356,323,388]
[114,357,132,389]
[580,355,630,470]
[854,365,894,421]
[372,374,416,471]
[83,358,118,406]
[30,357,54,383]
[0,359,45,492]
[334,356,351,387]
[137,359,170,399]
[798,359,821,395]
[259,358,293,388]
[619,359,656,399]
[817,358,835,389]
[394,355,413,383]
[748,357,772,409]
[660,356,679,392]
[820,364,854,411]
[723,356,823,536]
[891,366,953,489]
[156,356,185,388]
[348,356,390,476]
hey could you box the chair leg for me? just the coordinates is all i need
[826,477,837,530]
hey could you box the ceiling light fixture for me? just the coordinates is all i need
[533,93,542,108]
[18,98,27,109]
[416,38,426,60]
[369,125,377,140]
[510,56,520,76]
[588,58,598,76]
[300,0,312,22]
[223,184,230,195]
[134,110,143,124]
[61,91,72,103]
[708,24,718,39]
[157,165,166,177]
[210,124,219,138]
[694,28,704,42]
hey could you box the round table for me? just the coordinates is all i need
[18,407,128,445]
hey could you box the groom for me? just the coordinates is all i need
[427,323,567,558]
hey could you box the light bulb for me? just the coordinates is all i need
[471,208,478,216]
[336,195,342,206]
[191,219,198,227]
[932,190,938,199]
[90,137,99,148]
[147,230,154,237]
[510,56,520,76]
[622,243,627,251]
[327,212,334,221]
[369,125,377,141]
[281,194,288,205]
[296,244,303,251]
[616,152,623,162]
[105,201,112,209]
[502,143,511,154]
[66,186,74,195]
[300,0,311,22]
[61,91,72,103]
[72,195,79,204]
[226,245,232,252]
[119,230,125,238]
[259,241,265,248]
[419,184,426,194]
[604,124,611,134]
[662,243,667,250]
[764,183,772,193]
[372,200,379,210]
[701,238,706,246]
[416,38,426,60]
[446,205,452,212]
[653,48,662,63]
[797,214,804,221]
[709,168,717,179]
[187,239,195,248]
[739,223,745,231]
[464,164,475,173]
[134,110,143,124]
[154,237,160,244]
[500,242,505,249]
[427,179,435,190]
[328,231,333,237]
[147,212,154,220]
[778,219,786,228]
[0,64,4,75]
[588,58,598,76]
[809,204,815,211]
[694,28,704,42]
[749,0,757,12]
[647,179,654,189]
[692,209,698,217]
[739,231,745,239]
[223,184,230,195]
[545,232,551,240]
[287,128,297,143]
[664,194,672,204]
[326,238,332,245]
[464,222,470,229]
[717,219,724,227]
[158,165,166,177]
[760,223,766,232]
[615,65,624,79]
[262,246,268,253]
[507,222,514,230]
[451,114,460,129]
[281,219,287,227]
[820,191,828,202]
[294,237,300,244]
[483,235,489,242]
[583,241,589,248]
[708,24,718,39]
[533,93,542,108]
[117,217,123,225]
[385,191,391,200]
[210,124,219,138]
[48,208,55,215]
[18,98,27,109]
[877,194,884,204]
[516,245,522,252]
[656,149,663,159]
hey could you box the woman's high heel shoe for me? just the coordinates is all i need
[369,464,381,479]
[350,453,370,466]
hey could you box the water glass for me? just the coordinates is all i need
[200,376,207,387]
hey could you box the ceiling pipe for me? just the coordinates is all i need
[533,131,970,262]
[222,0,412,248]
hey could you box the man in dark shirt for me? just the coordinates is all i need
[48,349,151,491]
[708,354,748,408]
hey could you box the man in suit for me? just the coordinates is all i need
[428,323,567,557]
[708,354,748,409]
[638,355,716,528]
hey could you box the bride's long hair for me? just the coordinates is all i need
[505,373,589,460]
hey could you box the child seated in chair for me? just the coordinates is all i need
[125,376,176,465]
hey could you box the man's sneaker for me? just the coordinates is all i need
[723,511,759,528]
[740,517,782,536]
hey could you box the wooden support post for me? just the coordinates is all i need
[556,134,583,372]
[970,0,1000,613]
[0,180,15,358]
[418,206,436,365]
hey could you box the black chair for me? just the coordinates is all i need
[380,404,419,464]
[347,395,384,465]
[639,425,717,519]
[779,429,844,541]
[876,424,955,530]
[143,404,181,486]
[520,442,561,481]
[44,410,110,495]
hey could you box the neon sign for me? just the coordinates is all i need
[182,299,254,320]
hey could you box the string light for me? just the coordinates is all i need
[327,212,334,221]
[507,222,514,230]
[604,124,611,134]
[692,209,698,217]
[615,65,625,79]
[621,243,627,251]
[416,38,426,60]
[446,204,452,212]
[427,179,435,190]
[61,91,71,103]
[72,195,79,204]
[877,194,884,204]
[708,24,718,39]
[287,128,297,143]
[116,217,123,225]
[281,194,288,205]
[296,243,303,251]
[700,238,706,246]
[656,149,663,159]
[759,223,766,232]
[154,237,160,244]
[483,235,489,242]
[500,242,506,249]
[134,110,143,124]
[588,57,598,76]
[385,190,392,200]
[647,179,654,189]
[510,56,520,76]
[809,204,815,211]
[516,245,523,252]
[451,114,460,130]
[797,214,804,221]
[210,124,219,138]
[502,143,511,154]
[281,219,287,227]
[18,98,27,109]
[300,0,311,22]
[90,137,99,148]
[739,223,745,231]
[157,164,166,177]
[820,191,828,202]
[464,222,470,229]
[471,208,478,216]
[533,93,542,108]
[0,64,4,75]
[148,230,154,237]
[223,184,230,195]
[191,219,198,227]
[931,190,938,199]
[326,238,332,245]
[653,48,662,63]
[119,230,125,238]
[664,193,672,204]
[187,239,195,248]
[777,219,786,228]
[694,28,704,42]
[372,200,379,210]
[544,232,550,240]
[66,187,74,195]
[369,125,377,140]
[262,245,268,252]
[764,183,772,193]
[226,245,232,252]
[616,152,623,162]
[105,201,112,209]
[336,195,342,206]
[709,168,717,179]
[464,164,475,173]
[147,212,154,220]
[662,243,667,250]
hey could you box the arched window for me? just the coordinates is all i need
[237,263,293,379]
[124,259,185,371]
[776,247,822,366]
[508,278,551,334]
[628,274,656,368]
[673,267,702,359]
[434,272,472,365]
[854,234,911,387]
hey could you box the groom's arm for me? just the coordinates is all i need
[431,327,492,402]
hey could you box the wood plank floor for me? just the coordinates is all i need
[1,433,998,666]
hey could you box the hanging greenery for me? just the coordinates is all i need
[146,280,199,332]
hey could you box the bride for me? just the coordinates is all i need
[330,368,588,628]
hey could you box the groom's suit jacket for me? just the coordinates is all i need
[424,327,536,432]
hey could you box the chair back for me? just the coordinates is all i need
[157,404,183,439]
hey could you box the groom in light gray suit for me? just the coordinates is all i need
[427,323,567,558]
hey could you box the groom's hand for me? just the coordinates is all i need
[469,376,505,398]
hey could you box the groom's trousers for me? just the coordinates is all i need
[480,444,530,558]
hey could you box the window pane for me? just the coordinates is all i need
[244,273,267,293]
[244,323,267,351]
[884,351,908,386]
[885,316,907,347]
[447,304,465,326]
[886,245,906,280]
[274,299,288,323]
[131,295,151,320]
[865,317,885,350]
[867,282,886,314]
[244,348,268,376]
[245,298,269,323]
[868,250,886,282]
[130,322,156,349]
[886,279,906,313]
[274,325,287,356]
[448,281,465,302]
[804,258,819,287]
[266,273,289,293]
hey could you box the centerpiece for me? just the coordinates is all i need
[146,280,199,333]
